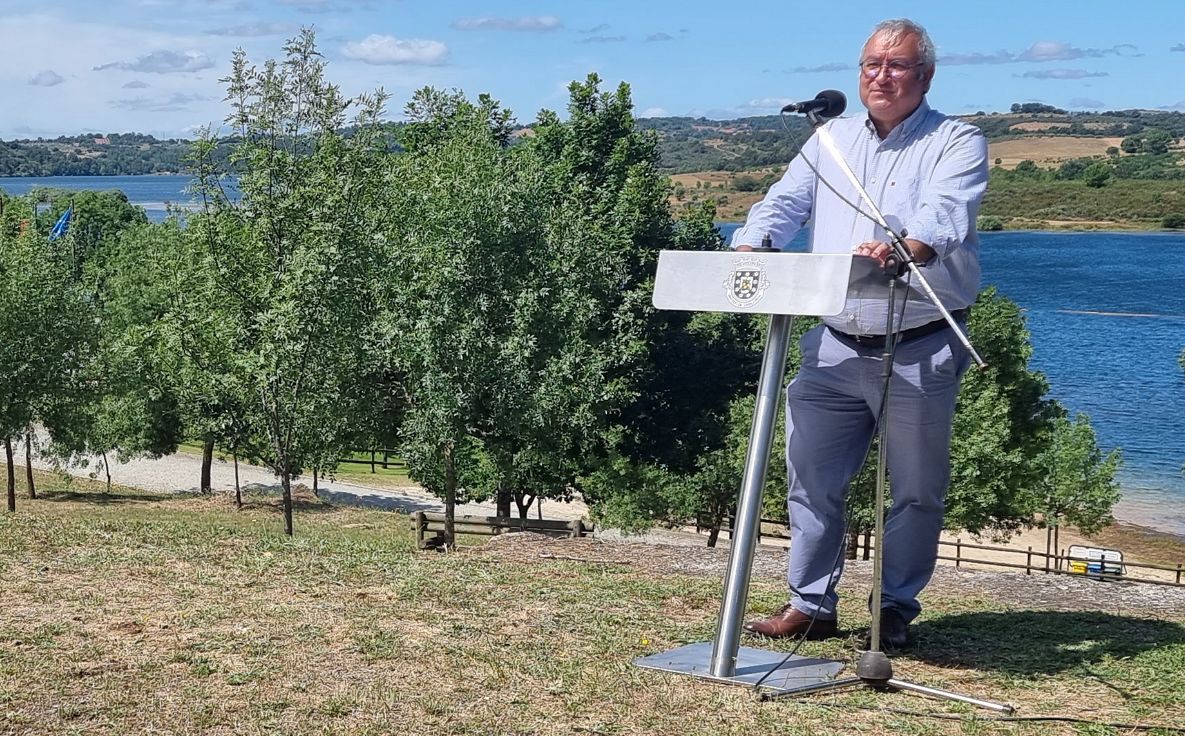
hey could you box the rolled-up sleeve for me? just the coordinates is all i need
[902,126,988,259]
[730,136,819,250]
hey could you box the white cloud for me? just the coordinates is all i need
[646,32,674,42]
[341,35,448,66]
[123,80,150,89]
[29,69,64,86]
[1018,69,1108,80]
[787,62,851,73]
[1068,97,1105,109]
[638,107,668,118]
[452,16,562,32]
[95,50,215,73]
[739,97,794,112]
[579,35,626,44]
[111,92,210,112]
[204,22,295,37]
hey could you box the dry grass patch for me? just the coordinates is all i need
[989,136,1123,169]
[3,473,1185,735]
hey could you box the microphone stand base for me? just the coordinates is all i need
[634,641,844,694]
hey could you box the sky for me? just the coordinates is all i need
[2,0,1184,139]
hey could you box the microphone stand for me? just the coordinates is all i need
[763,111,1011,713]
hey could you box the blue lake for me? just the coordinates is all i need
[0,175,199,222]
[3,176,1183,534]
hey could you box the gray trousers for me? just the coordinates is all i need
[786,323,970,623]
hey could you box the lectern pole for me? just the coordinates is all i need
[709,313,792,677]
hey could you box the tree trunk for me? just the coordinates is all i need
[5,437,15,512]
[200,435,215,494]
[707,525,720,548]
[102,452,111,493]
[233,453,242,508]
[862,530,871,561]
[281,461,294,536]
[312,468,319,494]
[1045,525,1053,572]
[1053,524,1061,570]
[846,527,860,560]
[25,432,36,499]
[443,444,456,549]
[513,492,534,525]
[495,484,512,519]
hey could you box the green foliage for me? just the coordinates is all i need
[0,196,95,506]
[732,175,762,192]
[0,133,192,176]
[1163,214,1185,229]
[1033,415,1121,535]
[185,30,389,534]
[977,215,1005,231]
[1010,102,1067,114]
[982,175,1185,224]
[1011,160,1047,180]
[1083,162,1112,188]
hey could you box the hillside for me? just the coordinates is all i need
[6,108,1183,178]
[639,107,1185,174]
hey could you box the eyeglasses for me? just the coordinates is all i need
[859,60,924,80]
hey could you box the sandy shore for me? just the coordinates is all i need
[937,521,1185,583]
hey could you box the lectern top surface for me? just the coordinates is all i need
[652,250,864,316]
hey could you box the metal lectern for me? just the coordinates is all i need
[634,248,860,694]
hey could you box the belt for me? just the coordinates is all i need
[828,308,967,350]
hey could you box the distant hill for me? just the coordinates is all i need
[0,133,192,176]
[2,108,1182,180]
[637,108,1185,173]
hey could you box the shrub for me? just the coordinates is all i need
[978,215,1005,231]
[1163,214,1185,229]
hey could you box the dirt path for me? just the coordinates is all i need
[6,436,590,521]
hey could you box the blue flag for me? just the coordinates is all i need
[49,205,72,241]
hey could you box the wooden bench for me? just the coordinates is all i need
[413,511,593,549]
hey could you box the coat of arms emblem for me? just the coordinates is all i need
[724,257,769,308]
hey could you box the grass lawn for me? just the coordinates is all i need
[2,470,1184,735]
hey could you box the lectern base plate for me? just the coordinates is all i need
[633,642,845,693]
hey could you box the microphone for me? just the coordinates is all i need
[780,90,846,118]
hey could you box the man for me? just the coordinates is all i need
[732,18,988,649]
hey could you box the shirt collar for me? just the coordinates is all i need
[864,97,931,141]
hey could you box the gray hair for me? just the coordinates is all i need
[865,19,936,69]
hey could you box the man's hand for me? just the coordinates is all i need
[854,238,935,266]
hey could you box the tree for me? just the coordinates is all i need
[1033,414,1121,560]
[186,31,388,534]
[378,88,547,545]
[0,196,94,510]
[1083,162,1112,188]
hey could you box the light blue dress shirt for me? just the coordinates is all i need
[730,99,989,334]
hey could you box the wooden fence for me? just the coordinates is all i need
[337,448,406,473]
[714,517,1185,588]
[413,511,593,549]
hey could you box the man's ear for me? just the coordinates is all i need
[920,66,935,94]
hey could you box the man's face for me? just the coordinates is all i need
[858,32,932,130]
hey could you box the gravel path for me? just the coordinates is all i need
[483,533,1185,616]
[10,435,589,521]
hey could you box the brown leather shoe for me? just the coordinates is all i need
[742,604,838,639]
